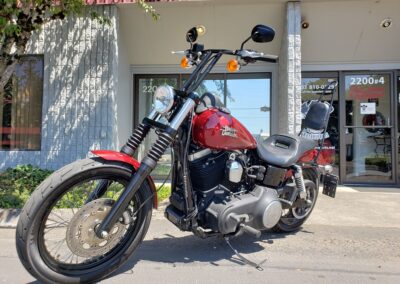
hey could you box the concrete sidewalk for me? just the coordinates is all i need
[308,186,400,228]
[153,186,400,229]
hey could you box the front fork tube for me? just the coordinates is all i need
[86,112,156,204]
[97,99,196,237]
[97,132,173,236]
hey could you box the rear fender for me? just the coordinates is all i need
[91,150,158,208]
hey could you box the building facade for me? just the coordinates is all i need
[1,0,400,187]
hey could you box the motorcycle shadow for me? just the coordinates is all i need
[112,228,314,278]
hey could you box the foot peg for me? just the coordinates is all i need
[240,224,261,238]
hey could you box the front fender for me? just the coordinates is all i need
[91,150,158,208]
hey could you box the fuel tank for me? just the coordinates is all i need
[192,108,257,150]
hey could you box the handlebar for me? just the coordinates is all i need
[172,48,278,63]
[236,49,278,63]
[172,47,278,96]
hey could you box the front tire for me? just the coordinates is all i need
[16,158,153,283]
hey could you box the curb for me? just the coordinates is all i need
[0,209,21,228]
[0,201,170,229]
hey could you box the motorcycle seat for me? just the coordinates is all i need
[257,134,317,167]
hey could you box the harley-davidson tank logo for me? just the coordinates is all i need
[221,126,237,138]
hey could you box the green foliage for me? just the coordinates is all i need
[137,0,160,21]
[156,184,171,202]
[0,164,170,208]
[0,165,52,208]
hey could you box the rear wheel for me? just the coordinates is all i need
[272,168,319,233]
[16,158,153,283]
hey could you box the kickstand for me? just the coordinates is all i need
[224,236,267,271]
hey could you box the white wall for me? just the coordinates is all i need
[117,1,284,65]
[301,0,400,66]
[116,12,132,148]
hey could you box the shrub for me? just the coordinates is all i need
[0,165,171,209]
[0,165,53,208]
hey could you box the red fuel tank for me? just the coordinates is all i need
[192,108,257,150]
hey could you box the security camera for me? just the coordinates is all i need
[380,18,392,28]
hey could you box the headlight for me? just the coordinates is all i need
[153,85,175,114]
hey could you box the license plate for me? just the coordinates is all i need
[322,174,338,198]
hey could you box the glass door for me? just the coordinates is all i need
[342,72,395,184]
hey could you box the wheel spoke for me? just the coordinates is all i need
[40,177,140,268]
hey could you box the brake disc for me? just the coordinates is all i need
[66,198,127,258]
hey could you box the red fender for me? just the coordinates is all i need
[91,150,158,208]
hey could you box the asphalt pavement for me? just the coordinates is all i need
[0,187,399,284]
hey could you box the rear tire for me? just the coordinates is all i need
[16,158,153,284]
[272,168,319,233]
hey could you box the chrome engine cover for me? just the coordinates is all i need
[204,185,282,235]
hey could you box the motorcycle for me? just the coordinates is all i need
[16,24,338,283]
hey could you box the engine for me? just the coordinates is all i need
[165,147,282,236]
[203,185,282,234]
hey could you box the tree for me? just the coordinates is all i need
[0,0,159,93]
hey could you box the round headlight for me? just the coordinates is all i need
[153,85,175,114]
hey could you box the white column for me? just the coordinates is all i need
[278,1,302,135]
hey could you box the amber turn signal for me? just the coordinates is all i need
[180,57,192,69]
[226,59,240,72]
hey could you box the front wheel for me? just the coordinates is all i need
[16,158,153,284]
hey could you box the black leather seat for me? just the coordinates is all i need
[257,134,317,167]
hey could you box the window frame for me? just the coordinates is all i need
[0,54,44,151]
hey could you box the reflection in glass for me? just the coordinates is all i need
[345,128,392,182]
[301,77,339,176]
[0,56,43,150]
[344,74,393,182]
[226,78,270,139]
[194,80,224,102]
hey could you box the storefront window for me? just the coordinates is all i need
[301,75,339,176]
[0,56,43,150]
[226,74,271,139]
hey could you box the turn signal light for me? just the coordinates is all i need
[180,57,192,69]
[226,59,240,72]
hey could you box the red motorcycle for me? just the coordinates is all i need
[16,25,338,283]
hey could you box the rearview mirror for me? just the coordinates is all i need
[251,25,275,43]
[186,25,206,43]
